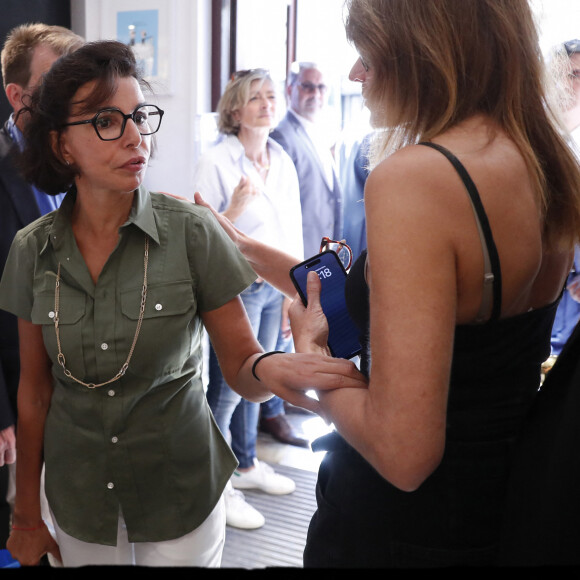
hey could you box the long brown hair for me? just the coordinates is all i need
[345,0,580,251]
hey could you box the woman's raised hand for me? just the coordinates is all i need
[223,175,260,222]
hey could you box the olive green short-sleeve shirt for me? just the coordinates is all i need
[0,186,257,545]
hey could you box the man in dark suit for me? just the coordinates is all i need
[270,61,343,258]
[0,23,83,548]
[260,63,344,445]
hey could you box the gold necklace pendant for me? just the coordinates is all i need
[54,235,149,389]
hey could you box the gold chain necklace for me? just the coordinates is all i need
[54,235,149,389]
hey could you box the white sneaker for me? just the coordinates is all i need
[224,481,265,529]
[231,459,296,495]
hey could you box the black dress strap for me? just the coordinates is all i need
[419,141,502,321]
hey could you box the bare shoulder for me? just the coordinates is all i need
[365,144,462,227]
[368,144,443,186]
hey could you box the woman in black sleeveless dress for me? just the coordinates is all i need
[196,0,580,567]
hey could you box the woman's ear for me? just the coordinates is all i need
[50,130,72,166]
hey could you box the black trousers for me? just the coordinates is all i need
[304,432,500,568]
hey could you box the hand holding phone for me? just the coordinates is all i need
[289,251,361,359]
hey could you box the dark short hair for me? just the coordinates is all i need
[19,40,152,195]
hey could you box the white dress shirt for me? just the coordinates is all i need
[192,134,304,260]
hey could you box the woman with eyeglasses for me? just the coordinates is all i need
[196,0,580,567]
[0,41,364,567]
[192,69,308,530]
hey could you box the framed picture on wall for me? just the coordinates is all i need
[100,0,175,95]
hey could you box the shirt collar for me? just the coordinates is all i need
[223,134,246,164]
[289,108,315,132]
[44,185,160,255]
[223,133,283,163]
[127,185,160,244]
[6,114,25,150]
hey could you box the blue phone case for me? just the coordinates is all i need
[289,251,361,359]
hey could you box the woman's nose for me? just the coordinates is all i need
[349,57,366,82]
[123,117,143,146]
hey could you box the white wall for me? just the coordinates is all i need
[70,0,212,199]
[533,0,580,54]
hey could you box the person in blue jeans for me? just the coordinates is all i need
[206,281,294,475]
[193,69,305,530]
[259,298,313,443]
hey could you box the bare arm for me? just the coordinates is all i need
[202,296,367,416]
[194,192,300,297]
[289,153,457,491]
[7,319,61,566]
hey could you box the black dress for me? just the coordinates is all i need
[303,144,559,568]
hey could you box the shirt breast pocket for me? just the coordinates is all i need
[120,281,196,380]
[31,288,87,380]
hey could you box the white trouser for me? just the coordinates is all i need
[51,496,226,567]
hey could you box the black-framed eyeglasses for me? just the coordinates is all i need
[63,104,164,141]
[320,236,353,270]
[298,81,327,94]
[231,68,270,81]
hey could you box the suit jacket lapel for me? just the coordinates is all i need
[287,111,338,191]
[0,126,41,226]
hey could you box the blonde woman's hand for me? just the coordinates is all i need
[222,175,259,222]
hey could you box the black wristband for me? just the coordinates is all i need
[251,351,284,381]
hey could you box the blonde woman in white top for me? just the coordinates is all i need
[192,69,304,530]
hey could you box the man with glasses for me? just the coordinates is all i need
[271,62,343,259]
[0,23,84,552]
